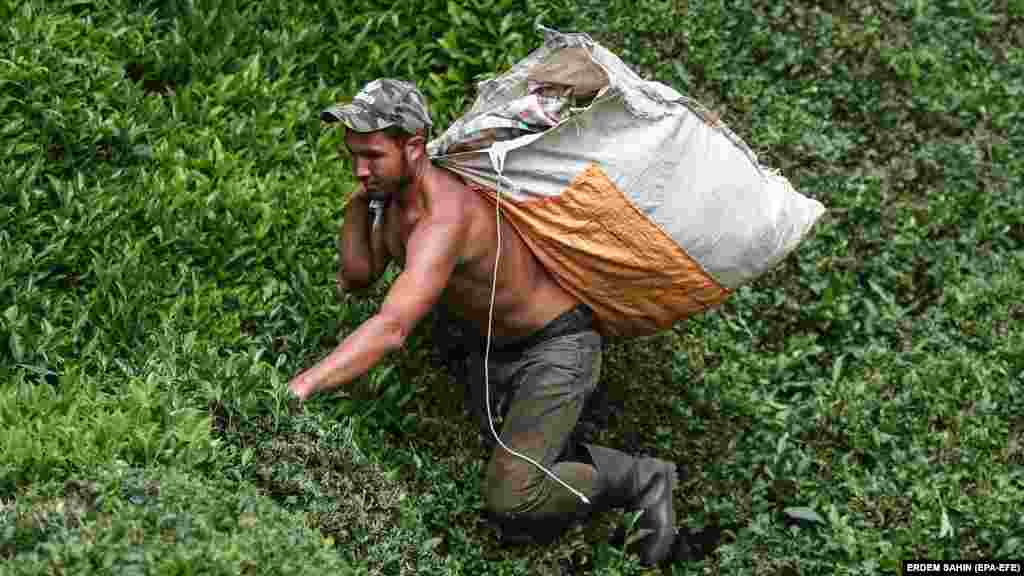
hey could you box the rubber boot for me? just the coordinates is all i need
[585,444,678,566]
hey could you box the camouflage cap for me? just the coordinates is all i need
[320,78,432,136]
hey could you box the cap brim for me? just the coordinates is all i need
[319,103,395,132]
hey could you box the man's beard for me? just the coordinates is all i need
[366,175,408,202]
[366,158,411,203]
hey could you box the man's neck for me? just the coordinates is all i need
[396,162,442,212]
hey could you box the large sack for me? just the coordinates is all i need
[428,27,826,337]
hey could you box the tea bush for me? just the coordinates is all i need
[1,462,353,575]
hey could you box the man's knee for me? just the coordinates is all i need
[485,450,542,517]
[486,452,578,545]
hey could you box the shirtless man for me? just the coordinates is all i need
[287,79,680,566]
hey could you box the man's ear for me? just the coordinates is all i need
[403,133,427,164]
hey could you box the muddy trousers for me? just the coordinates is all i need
[465,305,638,543]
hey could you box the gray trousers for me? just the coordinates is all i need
[464,305,636,542]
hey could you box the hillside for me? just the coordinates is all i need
[2,1,1022,574]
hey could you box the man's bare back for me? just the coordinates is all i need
[380,167,578,341]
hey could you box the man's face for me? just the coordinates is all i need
[342,129,410,202]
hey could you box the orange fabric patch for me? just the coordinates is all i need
[477,164,731,337]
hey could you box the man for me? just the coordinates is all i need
[287,78,680,566]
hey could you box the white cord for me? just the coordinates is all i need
[483,164,591,506]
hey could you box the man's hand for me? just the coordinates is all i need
[349,183,369,203]
[287,372,316,401]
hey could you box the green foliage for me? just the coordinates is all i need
[0,369,216,494]
[1,463,353,574]
[214,413,464,574]
[2,0,1022,574]
[310,0,577,128]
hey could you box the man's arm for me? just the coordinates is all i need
[289,216,463,399]
[337,193,390,294]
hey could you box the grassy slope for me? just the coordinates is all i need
[1,0,1022,574]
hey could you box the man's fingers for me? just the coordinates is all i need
[287,378,309,402]
[287,392,305,414]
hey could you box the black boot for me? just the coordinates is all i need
[586,445,678,566]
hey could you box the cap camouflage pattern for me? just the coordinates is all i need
[320,78,432,135]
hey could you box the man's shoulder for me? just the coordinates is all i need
[424,168,479,219]
[433,166,472,193]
